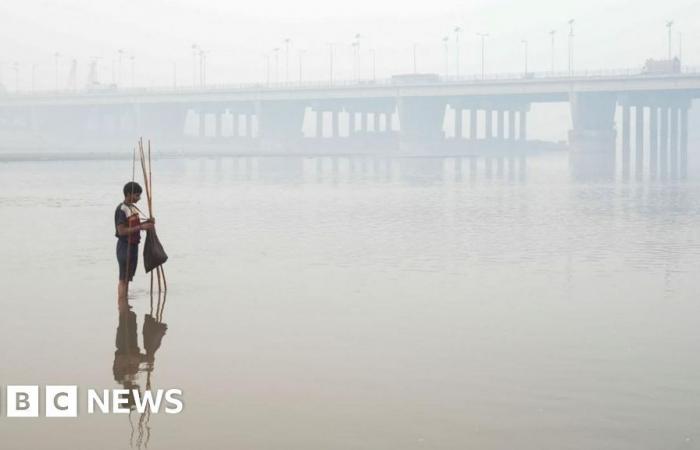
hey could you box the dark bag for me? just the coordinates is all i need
[143,229,168,273]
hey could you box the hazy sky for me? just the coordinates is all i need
[1,0,698,90]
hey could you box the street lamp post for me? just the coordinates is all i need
[354,34,361,80]
[442,36,449,77]
[476,33,488,79]
[272,47,279,84]
[666,20,674,60]
[191,44,198,86]
[13,62,19,92]
[413,43,418,74]
[298,49,305,84]
[549,30,556,73]
[117,49,125,85]
[129,55,135,87]
[454,26,462,77]
[568,19,575,76]
[328,43,335,85]
[351,41,359,81]
[521,39,528,76]
[54,52,60,90]
[284,38,291,83]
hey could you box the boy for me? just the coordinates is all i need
[115,181,154,300]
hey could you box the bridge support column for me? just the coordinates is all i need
[568,92,617,180]
[649,107,658,179]
[257,101,306,143]
[508,110,515,140]
[680,106,689,179]
[360,113,367,134]
[215,112,222,138]
[316,110,323,138]
[670,106,679,179]
[659,107,669,179]
[621,105,631,178]
[348,111,356,136]
[497,110,505,140]
[635,105,644,179]
[397,97,447,149]
[518,110,527,140]
[485,109,493,140]
[373,112,380,133]
[455,108,463,139]
[231,113,239,138]
[198,110,206,138]
[332,110,340,138]
[470,109,477,140]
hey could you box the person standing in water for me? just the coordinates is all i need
[115,181,154,301]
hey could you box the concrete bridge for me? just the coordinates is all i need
[1,69,699,175]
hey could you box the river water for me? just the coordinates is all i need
[0,151,699,450]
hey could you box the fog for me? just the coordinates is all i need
[1,0,699,89]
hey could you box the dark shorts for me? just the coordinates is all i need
[116,241,139,281]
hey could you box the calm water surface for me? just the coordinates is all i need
[0,152,699,450]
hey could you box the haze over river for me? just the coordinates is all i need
[0,150,699,450]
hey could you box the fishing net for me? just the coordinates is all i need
[143,229,168,273]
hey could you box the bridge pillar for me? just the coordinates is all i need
[231,112,239,138]
[485,109,493,140]
[397,97,447,145]
[332,110,340,138]
[649,107,658,179]
[316,110,323,137]
[348,111,356,136]
[469,109,477,140]
[198,110,206,138]
[508,110,516,140]
[257,101,305,142]
[680,106,689,179]
[496,109,504,140]
[568,92,617,151]
[568,92,617,179]
[245,114,253,138]
[621,105,631,178]
[373,112,380,133]
[455,108,463,139]
[518,109,527,140]
[670,106,679,179]
[635,105,644,179]
[215,112,222,138]
[659,107,669,179]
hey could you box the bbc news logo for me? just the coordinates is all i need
[2,386,183,417]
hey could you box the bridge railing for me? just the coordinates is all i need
[3,66,700,98]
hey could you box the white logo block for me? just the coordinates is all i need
[7,386,39,417]
[46,386,78,417]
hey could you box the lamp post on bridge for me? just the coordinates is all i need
[666,20,674,60]
[549,30,556,74]
[327,43,335,85]
[191,44,198,87]
[476,33,488,80]
[272,47,280,84]
[13,62,19,92]
[568,19,574,76]
[454,26,462,77]
[284,38,291,84]
[117,49,125,86]
[54,52,60,90]
[442,36,449,78]
[129,55,135,87]
[521,39,528,76]
[298,49,305,84]
[413,43,418,74]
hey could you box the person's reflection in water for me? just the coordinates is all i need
[113,292,168,449]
